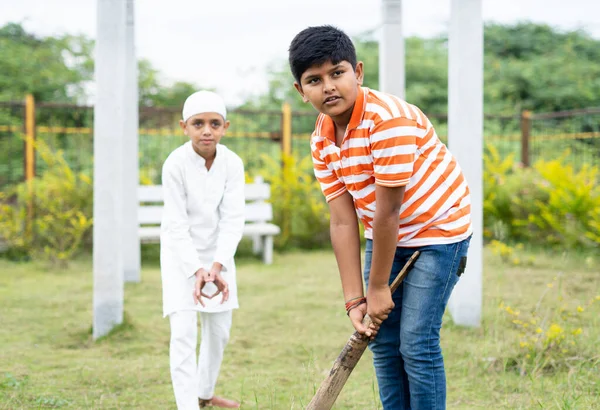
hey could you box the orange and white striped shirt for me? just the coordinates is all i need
[311,87,472,247]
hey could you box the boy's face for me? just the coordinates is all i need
[180,112,230,159]
[294,60,363,120]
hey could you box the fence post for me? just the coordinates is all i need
[281,102,292,244]
[25,94,36,181]
[520,110,531,167]
[281,102,292,159]
[24,94,36,233]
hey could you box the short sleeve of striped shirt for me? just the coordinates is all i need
[310,138,347,202]
[370,117,420,187]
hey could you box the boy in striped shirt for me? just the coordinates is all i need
[289,26,472,410]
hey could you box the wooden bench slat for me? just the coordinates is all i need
[138,206,163,224]
[138,202,274,225]
[245,183,271,201]
[139,226,161,243]
[139,183,273,203]
[245,202,273,223]
[137,180,280,264]
[243,223,281,236]
[138,185,163,202]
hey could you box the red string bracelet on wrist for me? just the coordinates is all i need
[345,297,367,315]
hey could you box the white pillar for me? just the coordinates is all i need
[447,0,483,327]
[379,0,404,98]
[123,0,140,283]
[93,0,127,339]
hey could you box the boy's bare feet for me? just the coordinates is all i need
[199,396,240,408]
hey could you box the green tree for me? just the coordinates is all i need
[0,22,206,109]
[0,23,93,103]
[485,23,600,113]
[237,62,304,111]
[138,59,205,108]
[249,23,600,116]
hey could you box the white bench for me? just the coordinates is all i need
[138,176,281,264]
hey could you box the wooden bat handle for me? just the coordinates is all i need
[306,250,420,410]
[360,250,420,330]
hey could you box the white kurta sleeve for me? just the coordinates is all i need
[161,159,202,279]
[213,156,245,271]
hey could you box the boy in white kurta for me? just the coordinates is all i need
[160,91,244,409]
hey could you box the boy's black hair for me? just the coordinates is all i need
[288,25,357,84]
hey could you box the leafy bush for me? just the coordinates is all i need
[250,146,600,251]
[2,140,596,264]
[484,145,600,250]
[0,141,92,266]
[528,157,600,248]
[255,153,330,249]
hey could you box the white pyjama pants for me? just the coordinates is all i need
[169,310,233,410]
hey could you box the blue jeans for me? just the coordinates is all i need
[364,237,471,410]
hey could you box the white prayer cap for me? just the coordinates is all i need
[182,90,227,122]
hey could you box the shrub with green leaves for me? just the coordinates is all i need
[484,145,600,249]
[0,141,92,266]
[528,157,600,248]
[255,153,330,249]
[2,142,596,262]
[253,147,600,251]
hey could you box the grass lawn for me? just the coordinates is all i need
[0,246,599,409]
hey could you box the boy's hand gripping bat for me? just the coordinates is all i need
[306,251,420,410]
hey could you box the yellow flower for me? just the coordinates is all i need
[546,324,564,340]
[577,306,584,313]
[512,319,523,325]
[572,328,582,336]
[536,327,543,334]
[547,283,554,288]
[520,341,529,348]
[79,174,92,184]
[505,306,520,316]
[595,296,600,301]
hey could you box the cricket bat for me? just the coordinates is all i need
[306,251,420,410]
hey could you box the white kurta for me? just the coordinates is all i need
[160,141,245,317]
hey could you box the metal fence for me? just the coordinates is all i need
[135,105,288,183]
[529,108,600,166]
[0,101,26,187]
[0,97,294,188]
[1,95,599,191]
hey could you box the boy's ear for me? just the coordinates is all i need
[223,120,230,130]
[179,119,188,135]
[293,82,309,103]
[355,61,364,86]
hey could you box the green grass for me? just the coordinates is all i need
[0,246,599,409]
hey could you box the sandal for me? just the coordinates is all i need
[199,396,240,408]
